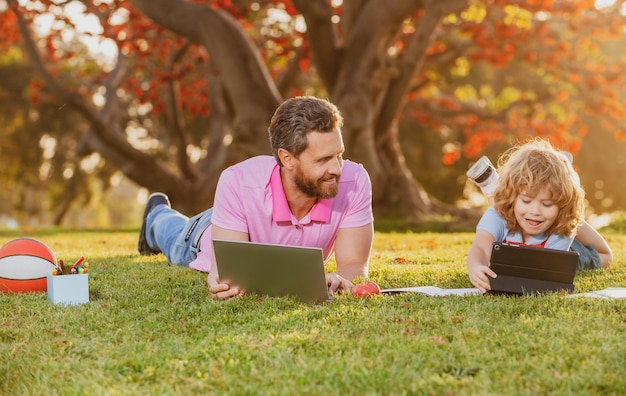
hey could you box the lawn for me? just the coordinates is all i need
[1,228,625,395]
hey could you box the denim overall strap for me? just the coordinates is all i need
[183,208,214,255]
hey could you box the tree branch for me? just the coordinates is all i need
[196,71,231,188]
[375,0,469,139]
[275,45,305,97]
[164,41,198,181]
[130,0,281,114]
[292,0,342,91]
[332,0,422,127]
[10,1,186,193]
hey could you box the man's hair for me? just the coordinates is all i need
[268,96,343,166]
[493,138,585,237]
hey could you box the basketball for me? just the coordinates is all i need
[0,238,57,293]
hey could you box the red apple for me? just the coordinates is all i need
[352,281,381,298]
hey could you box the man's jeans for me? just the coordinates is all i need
[146,205,213,266]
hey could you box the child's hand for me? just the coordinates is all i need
[468,264,497,293]
[467,230,498,293]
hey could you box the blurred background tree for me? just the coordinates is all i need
[0,0,625,228]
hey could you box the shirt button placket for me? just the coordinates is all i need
[293,224,304,245]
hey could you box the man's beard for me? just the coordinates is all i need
[294,168,340,199]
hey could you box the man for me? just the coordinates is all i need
[138,96,374,300]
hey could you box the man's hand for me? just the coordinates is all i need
[207,273,243,300]
[209,226,250,300]
[326,272,353,294]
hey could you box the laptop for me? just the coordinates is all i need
[488,242,579,295]
[212,239,331,303]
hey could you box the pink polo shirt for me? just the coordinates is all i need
[189,155,373,272]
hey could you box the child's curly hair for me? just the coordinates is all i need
[492,139,585,237]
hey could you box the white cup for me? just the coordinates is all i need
[466,156,499,195]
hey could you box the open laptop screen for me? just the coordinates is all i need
[212,239,330,303]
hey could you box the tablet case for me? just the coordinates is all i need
[212,239,330,303]
[488,242,579,295]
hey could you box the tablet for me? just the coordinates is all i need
[488,242,579,295]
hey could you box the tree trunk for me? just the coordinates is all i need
[17,0,471,219]
[321,0,469,218]
[131,0,468,217]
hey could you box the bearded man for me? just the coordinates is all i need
[138,96,374,300]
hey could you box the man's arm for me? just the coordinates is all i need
[207,224,249,300]
[329,223,373,292]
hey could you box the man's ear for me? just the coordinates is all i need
[278,148,294,170]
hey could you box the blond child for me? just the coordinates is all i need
[467,139,612,293]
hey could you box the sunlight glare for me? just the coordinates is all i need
[187,145,203,164]
[595,0,616,8]
[39,162,51,180]
[93,87,106,107]
[64,2,119,63]
[267,8,291,24]
[66,2,102,35]
[110,172,121,187]
[27,0,119,64]
[137,188,149,205]
[39,134,57,160]
[80,153,103,173]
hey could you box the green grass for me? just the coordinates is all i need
[1,229,625,395]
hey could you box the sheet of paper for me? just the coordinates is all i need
[568,287,626,299]
[381,286,481,296]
